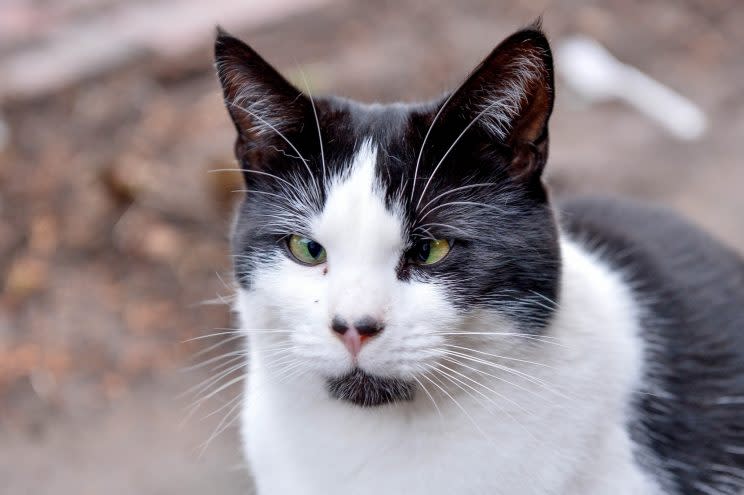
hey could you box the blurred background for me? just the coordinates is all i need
[0,0,742,493]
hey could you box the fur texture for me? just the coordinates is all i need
[561,198,744,495]
[214,24,744,495]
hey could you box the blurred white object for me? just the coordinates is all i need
[556,35,708,141]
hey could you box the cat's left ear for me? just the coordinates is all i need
[214,28,310,160]
[441,23,554,180]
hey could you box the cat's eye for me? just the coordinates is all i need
[287,235,327,265]
[409,239,452,266]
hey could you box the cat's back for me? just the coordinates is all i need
[559,196,744,493]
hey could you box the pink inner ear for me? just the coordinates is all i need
[508,141,544,181]
[505,65,553,145]
[475,47,552,146]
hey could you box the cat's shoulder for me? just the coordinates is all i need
[556,195,744,346]
[557,196,744,291]
[557,196,744,493]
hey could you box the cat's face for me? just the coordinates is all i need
[216,26,560,407]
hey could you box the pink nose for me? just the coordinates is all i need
[331,316,384,357]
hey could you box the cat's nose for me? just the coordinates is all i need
[331,315,384,357]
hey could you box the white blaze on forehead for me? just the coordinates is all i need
[313,139,405,317]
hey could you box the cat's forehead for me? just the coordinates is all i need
[319,99,424,166]
[300,100,422,208]
[325,99,421,138]
[313,138,405,262]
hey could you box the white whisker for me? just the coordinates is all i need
[418,200,507,223]
[428,331,563,346]
[440,354,558,407]
[410,91,459,202]
[421,368,488,439]
[441,343,555,368]
[434,360,533,416]
[209,168,304,197]
[415,100,504,210]
[226,100,321,200]
[412,222,470,237]
[411,372,443,422]
[299,69,327,185]
[440,349,571,401]
[181,349,245,373]
[417,182,499,214]
[198,392,244,458]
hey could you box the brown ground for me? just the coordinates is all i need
[1,0,742,493]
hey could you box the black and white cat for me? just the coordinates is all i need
[214,23,744,495]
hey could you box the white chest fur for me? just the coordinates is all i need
[236,238,663,495]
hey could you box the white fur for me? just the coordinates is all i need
[235,141,662,494]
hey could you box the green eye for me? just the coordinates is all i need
[410,239,451,265]
[287,235,327,265]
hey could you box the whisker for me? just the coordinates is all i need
[440,355,558,407]
[299,69,327,185]
[181,349,246,373]
[198,392,244,458]
[417,182,499,214]
[411,372,443,423]
[441,343,555,369]
[428,331,563,346]
[412,222,470,237]
[209,168,305,198]
[415,100,503,210]
[410,91,459,202]
[439,349,571,400]
[530,290,561,310]
[233,189,299,203]
[434,360,533,416]
[183,359,247,401]
[241,329,295,335]
[188,334,245,360]
[201,389,244,421]
[268,360,307,380]
[183,363,248,428]
[420,368,488,439]
[190,376,248,428]
[197,292,236,307]
[182,330,243,343]
[418,200,507,223]
[432,363,539,443]
[423,367,490,440]
[214,271,234,292]
[226,101,317,197]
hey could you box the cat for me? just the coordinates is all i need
[214,22,744,495]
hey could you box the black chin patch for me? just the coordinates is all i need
[326,368,415,407]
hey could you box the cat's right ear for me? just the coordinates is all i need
[432,24,554,182]
[214,29,310,164]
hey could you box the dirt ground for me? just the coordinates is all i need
[1,0,743,493]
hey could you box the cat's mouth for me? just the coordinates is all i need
[326,368,415,407]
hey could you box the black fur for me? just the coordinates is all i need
[561,197,744,494]
[327,368,415,407]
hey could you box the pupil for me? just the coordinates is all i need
[306,241,322,258]
[418,241,431,262]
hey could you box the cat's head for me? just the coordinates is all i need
[215,24,560,407]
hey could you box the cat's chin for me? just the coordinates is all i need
[326,368,415,407]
